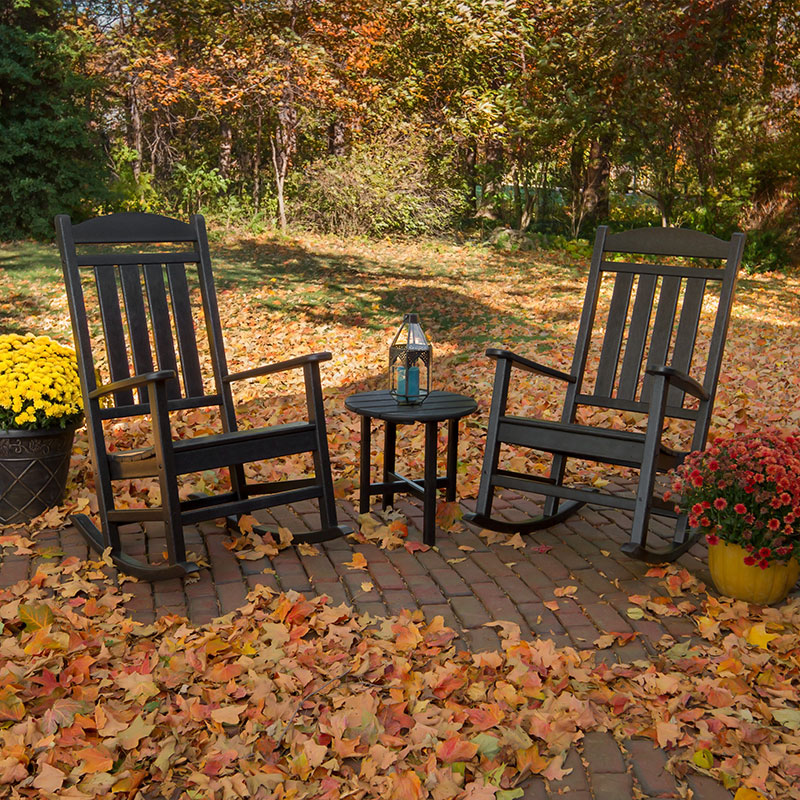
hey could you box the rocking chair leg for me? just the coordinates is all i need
[543,454,567,517]
[619,375,699,562]
[474,359,512,519]
[305,362,338,530]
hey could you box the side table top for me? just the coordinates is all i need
[345,390,477,424]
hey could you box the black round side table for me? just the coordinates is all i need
[345,390,477,545]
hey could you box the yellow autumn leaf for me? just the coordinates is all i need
[746,623,778,649]
[734,788,767,800]
[693,749,714,769]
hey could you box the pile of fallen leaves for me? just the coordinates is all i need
[0,533,797,799]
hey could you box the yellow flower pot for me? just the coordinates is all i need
[708,541,800,605]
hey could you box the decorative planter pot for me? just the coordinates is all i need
[0,424,79,524]
[708,541,800,605]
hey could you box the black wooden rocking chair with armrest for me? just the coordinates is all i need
[56,211,351,581]
[465,225,746,562]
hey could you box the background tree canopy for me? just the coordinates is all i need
[2,0,799,270]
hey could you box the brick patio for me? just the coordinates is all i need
[3,481,768,800]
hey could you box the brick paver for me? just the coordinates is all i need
[6,487,760,800]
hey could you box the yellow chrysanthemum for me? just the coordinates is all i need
[0,333,82,431]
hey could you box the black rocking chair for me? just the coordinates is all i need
[466,225,746,561]
[56,212,351,580]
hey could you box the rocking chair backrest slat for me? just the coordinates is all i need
[667,276,706,406]
[119,264,155,395]
[143,263,182,401]
[166,263,205,398]
[567,226,744,430]
[94,265,135,406]
[639,275,681,403]
[594,272,634,396]
[617,272,657,400]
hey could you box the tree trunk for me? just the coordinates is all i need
[464,142,478,213]
[583,136,612,224]
[480,138,504,217]
[253,114,262,212]
[270,136,286,231]
[128,84,143,182]
[219,121,233,180]
[569,141,585,238]
[512,165,523,229]
[270,88,297,232]
[327,119,345,156]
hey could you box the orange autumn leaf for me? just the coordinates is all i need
[75,745,114,775]
[344,552,368,570]
[389,769,423,800]
[436,736,479,763]
[466,703,504,731]
[0,689,24,722]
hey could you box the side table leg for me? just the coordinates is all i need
[446,418,459,502]
[423,421,438,546]
[382,421,397,510]
[359,415,372,514]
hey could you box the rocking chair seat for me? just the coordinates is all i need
[107,421,315,480]
[498,416,683,471]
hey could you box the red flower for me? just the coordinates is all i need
[743,556,757,566]
[758,547,772,557]
[734,503,747,515]
[713,497,727,511]
[706,534,719,546]
[692,503,704,515]
[767,518,781,531]
[759,559,770,569]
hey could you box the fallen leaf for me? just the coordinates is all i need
[554,585,577,597]
[344,552,368,570]
[32,763,66,792]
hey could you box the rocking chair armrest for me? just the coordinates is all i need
[223,352,333,383]
[88,370,177,400]
[486,349,576,383]
[645,365,709,401]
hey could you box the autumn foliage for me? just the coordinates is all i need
[0,537,798,799]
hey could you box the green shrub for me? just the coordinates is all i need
[291,130,468,237]
[742,228,793,275]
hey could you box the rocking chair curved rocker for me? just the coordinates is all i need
[465,225,745,562]
[56,212,351,580]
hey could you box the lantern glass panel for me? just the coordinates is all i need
[389,313,431,405]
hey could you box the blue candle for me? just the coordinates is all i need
[407,366,420,399]
[396,366,406,397]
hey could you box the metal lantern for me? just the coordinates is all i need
[389,313,431,405]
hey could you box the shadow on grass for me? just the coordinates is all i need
[212,239,530,339]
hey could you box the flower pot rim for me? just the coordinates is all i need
[0,419,83,437]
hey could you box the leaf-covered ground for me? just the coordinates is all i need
[0,536,798,800]
[0,233,799,798]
